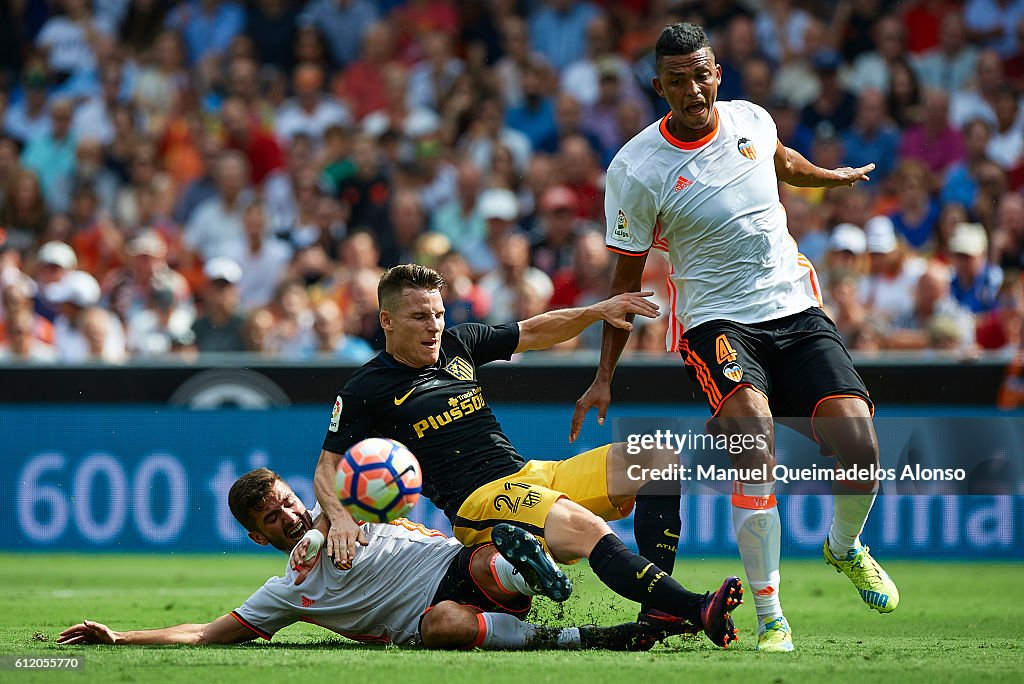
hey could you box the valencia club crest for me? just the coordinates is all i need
[737,137,756,160]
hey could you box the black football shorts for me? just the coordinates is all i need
[679,307,872,418]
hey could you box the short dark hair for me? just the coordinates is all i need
[655,23,711,70]
[377,264,446,311]
[228,467,281,531]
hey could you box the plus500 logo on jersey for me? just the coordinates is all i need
[411,388,486,438]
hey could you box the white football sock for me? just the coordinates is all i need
[828,479,878,557]
[732,481,783,627]
[490,554,537,596]
[479,612,580,649]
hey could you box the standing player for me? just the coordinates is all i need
[570,23,899,653]
[58,468,666,651]
[313,264,743,648]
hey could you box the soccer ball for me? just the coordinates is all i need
[336,438,422,523]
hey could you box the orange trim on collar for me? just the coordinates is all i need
[659,108,719,150]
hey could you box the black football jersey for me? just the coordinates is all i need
[322,323,526,520]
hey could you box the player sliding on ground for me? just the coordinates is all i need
[313,264,743,649]
[571,22,899,653]
[58,469,669,650]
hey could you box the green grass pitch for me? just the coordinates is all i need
[1,554,1021,683]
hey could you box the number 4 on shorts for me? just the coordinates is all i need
[715,334,738,364]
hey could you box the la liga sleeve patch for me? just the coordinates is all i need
[329,395,342,432]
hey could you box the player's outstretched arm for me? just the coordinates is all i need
[514,289,658,354]
[773,139,874,188]
[570,253,647,442]
[313,448,368,566]
[57,614,256,646]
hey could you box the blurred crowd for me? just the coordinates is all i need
[0,0,1023,364]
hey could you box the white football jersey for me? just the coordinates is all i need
[232,520,462,644]
[605,100,822,350]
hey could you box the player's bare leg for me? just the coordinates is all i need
[815,397,899,613]
[715,386,791,652]
[543,498,741,648]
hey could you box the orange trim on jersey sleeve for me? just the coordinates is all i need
[659,110,719,150]
[607,244,651,256]
[230,611,272,640]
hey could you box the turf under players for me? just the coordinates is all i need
[313,264,743,648]
[57,468,666,651]
[570,23,899,652]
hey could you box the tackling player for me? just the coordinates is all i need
[570,23,899,652]
[313,264,743,648]
[58,468,666,651]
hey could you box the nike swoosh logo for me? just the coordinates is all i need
[636,562,654,580]
[394,388,415,405]
[664,529,680,539]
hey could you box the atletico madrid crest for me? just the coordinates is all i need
[737,137,756,160]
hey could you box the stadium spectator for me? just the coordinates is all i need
[823,223,867,291]
[976,278,1024,349]
[0,307,57,362]
[964,0,1024,57]
[530,185,593,277]
[528,1,600,72]
[191,256,246,353]
[494,16,543,109]
[4,64,51,145]
[479,232,554,325]
[991,192,1024,270]
[221,95,285,187]
[859,215,928,325]
[505,58,558,150]
[889,159,942,249]
[841,89,901,184]
[246,0,298,70]
[431,160,485,245]
[949,221,1004,313]
[460,188,520,276]
[0,276,54,347]
[35,0,115,82]
[848,16,908,94]
[20,98,77,213]
[184,151,252,261]
[888,262,975,350]
[899,89,965,175]
[561,14,642,109]
[914,13,978,93]
[275,63,351,148]
[0,168,48,254]
[164,0,246,66]
[885,58,924,128]
[304,298,374,362]
[984,87,1024,170]
[435,249,489,326]
[408,31,464,114]
[753,0,813,66]
[48,269,126,362]
[950,49,1005,129]
[105,230,192,324]
[360,64,441,139]
[124,268,196,359]
[941,118,994,210]
[70,60,124,147]
[549,229,610,313]
[298,0,379,69]
[800,50,857,136]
